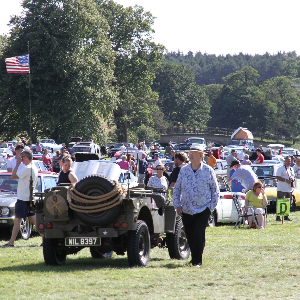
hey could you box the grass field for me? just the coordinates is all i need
[1,211,300,300]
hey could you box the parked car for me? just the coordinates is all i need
[214,159,227,177]
[0,171,58,239]
[280,148,300,158]
[209,191,246,226]
[262,177,300,210]
[0,160,49,172]
[0,148,13,158]
[112,147,139,160]
[250,163,280,179]
[107,143,136,158]
[39,139,62,152]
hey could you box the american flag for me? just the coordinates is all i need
[5,54,30,73]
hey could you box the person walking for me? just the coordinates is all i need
[173,145,219,267]
[3,150,39,247]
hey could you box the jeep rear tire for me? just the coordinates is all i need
[43,238,67,266]
[127,220,150,267]
[72,176,122,226]
[166,217,190,260]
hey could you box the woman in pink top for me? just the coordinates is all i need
[118,155,130,170]
[42,149,52,170]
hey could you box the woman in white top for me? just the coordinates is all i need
[147,163,168,190]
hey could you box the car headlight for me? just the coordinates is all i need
[0,207,10,216]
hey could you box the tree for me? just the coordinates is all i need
[261,76,300,139]
[152,62,210,129]
[96,0,165,142]
[0,0,117,143]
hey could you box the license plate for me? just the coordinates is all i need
[0,220,8,223]
[65,237,101,246]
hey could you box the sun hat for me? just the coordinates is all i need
[189,145,203,153]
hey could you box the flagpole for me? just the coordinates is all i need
[28,41,33,203]
[28,41,32,144]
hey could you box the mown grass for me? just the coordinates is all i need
[1,211,300,300]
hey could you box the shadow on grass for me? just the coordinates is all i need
[0,255,187,272]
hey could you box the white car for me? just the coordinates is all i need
[250,162,281,178]
[209,192,246,226]
[214,159,227,177]
[0,171,58,239]
[280,148,300,158]
[39,139,63,152]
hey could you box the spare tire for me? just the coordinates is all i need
[71,175,123,226]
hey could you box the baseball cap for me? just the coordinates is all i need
[153,153,159,157]
[230,160,240,168]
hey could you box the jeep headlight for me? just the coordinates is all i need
[1,207,9,216]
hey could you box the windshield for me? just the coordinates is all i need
[71,147,91,153]
[263,178,278,187]
[189,138,205,144]
[251,166,274,177]
[0,176,19,192]
[40,139,54,144]
[281,150,294,155]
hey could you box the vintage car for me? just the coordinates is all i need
[280,148,300,158]
[209,191,246,226]
[39,139,62,152]
[0,160,50,172]
[107,143,136,158]
[0,171,58,239]
[250,162,283,178]
[262,177,300,210]
[35,158,190,267]
[214,159,227,177]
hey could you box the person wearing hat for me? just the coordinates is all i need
[227,160,258,192]
[226,149,238,177]
[151,153,162,175]
[3,150,39,247]
[173,145,219,267]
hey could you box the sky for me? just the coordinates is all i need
[1,0,300,56]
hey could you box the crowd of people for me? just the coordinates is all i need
[2,137,298,267]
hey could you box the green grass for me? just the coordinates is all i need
[1,212,300,299]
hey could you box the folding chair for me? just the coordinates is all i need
[232,194,266,229]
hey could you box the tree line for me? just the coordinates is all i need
[0,0,300,145]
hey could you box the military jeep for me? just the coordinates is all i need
[35,158,190,267]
